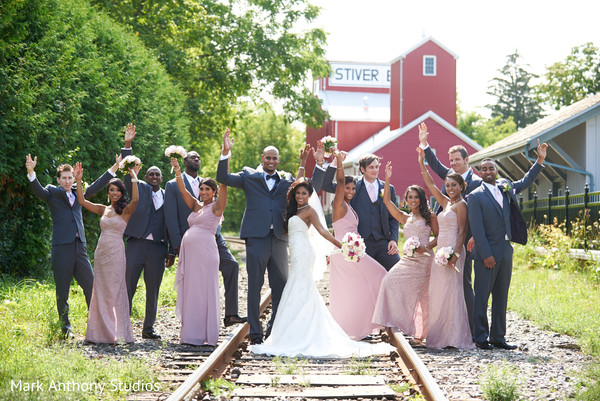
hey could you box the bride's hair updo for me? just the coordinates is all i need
[284,177,314,233]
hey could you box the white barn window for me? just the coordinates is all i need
[423,55,436,76]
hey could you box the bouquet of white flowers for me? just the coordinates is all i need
[321,135,338,158]
[434,246,460,273]
[165,145,188,172]
[403,236,429,258]
[119,155,141,174]
[340,232,366,262]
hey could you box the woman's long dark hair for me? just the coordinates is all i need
[107,178,129,215]
[404,185,432,227]
[284,177,314,233]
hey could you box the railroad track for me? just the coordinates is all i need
[151,293,446,401]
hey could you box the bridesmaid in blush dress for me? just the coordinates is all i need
[170,157,228,346]
[327,150,388,340]
[372,161,438,346]
[74,158,139,344]
[417,145,474,349]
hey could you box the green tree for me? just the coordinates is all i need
[457,106,517,147]
[487,51,543,129]
[537,42,600,110]
[212,104,306,232]
[92,0,330,152]
[0,0,190,276]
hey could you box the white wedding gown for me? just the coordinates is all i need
[251,215,395,358]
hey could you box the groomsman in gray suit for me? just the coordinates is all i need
[418,122,482,336]
[165,145,246,328]
[315,152,400,270]
[216,129,310,344]
[468,140,547,350]
[26,154,117,338]
[120,124,169,339]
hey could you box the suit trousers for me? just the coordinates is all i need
[217,235,240,317]
[245,232,288,340]
[125,238,167,333]
[51,239,94,330]
[364,236,400,271]
[463,250,475,337]
[473,242,514,343]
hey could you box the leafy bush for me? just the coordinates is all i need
[0,0,190,276]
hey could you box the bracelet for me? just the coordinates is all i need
[424,244,429,251]
[131,178,138,183]
[421,171,428,175]
[175,174,182,179]
[298,166,305,170]
[454,253,461,258]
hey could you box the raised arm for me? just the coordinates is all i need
[297,144,311,178]
[216,129,244,188]
[212,182,228,217]
[171,158,199,211]
[26,154,52,201]
[448,201,468,267]
[121,165,140,220]
[307,208,341,248]
[512,139,547,194]
[418,122,450,180]
[85,154,122,199]
[417,147,449,209]
[331,151,348,222]
[74,163,105,215]
[383,162,409,225]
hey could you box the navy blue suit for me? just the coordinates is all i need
[468,162,543,344]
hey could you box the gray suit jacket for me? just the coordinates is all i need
[216,158,294,240]
[29,171,114,245]
[315,165,399,243]
[468,162,543,263]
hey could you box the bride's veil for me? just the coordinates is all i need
[307,191,333,281]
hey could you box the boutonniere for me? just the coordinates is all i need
[501,182,512,193]
[379,188,385,199]
[279,170,291,180]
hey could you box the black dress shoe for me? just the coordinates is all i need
[142,330,162,339]
[475,341,494,350]
[224,315,247,327]
[249,337,263,345]
[491,341,517,350]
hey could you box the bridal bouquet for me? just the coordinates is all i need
[403,236,429,257]
[340,232,366,262]
[119,155,141,174]
[435,246,460,273]
[321,135,338,158]
[165,145,188,172]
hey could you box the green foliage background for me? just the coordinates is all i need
[0,0,190,276]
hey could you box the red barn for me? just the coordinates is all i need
[307,37,481,207]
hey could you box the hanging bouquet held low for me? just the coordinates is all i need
[119,155,142,175]
[403,236,430,258]
[165,145,188,173]
[337,232,366,262]
[434,246,460,273]
[321,135,338,158]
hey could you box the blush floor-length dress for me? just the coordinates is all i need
[372,219,433,341]
[175,203,221,346]
[329,203,387,340]
[86,215,134,343]
[251,215,395,358]
[426,208,474,349]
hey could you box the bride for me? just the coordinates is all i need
[251,178,395,358]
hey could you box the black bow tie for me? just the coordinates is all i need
[266,174,278,181]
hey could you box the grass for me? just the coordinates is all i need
[479,360,523,401]
[272,356,307,375]
[0,266,179,400]
[342,355,375,375]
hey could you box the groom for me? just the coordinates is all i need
[468,140,547,350]
[216,130,310,344]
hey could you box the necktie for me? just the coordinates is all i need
[153,192,159,210]
[367,183,377,202]
[191,178,199,198]
[494,186,504,208]
[68,192,75,206]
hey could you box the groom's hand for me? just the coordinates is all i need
[467,237,475,252]
[387,240,398,255]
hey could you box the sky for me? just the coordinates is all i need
[306,0,600,116]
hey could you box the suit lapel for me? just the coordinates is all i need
[183,175,197,200]
[483,185,503,216]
